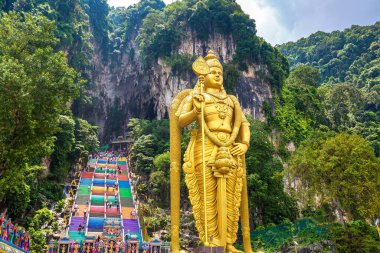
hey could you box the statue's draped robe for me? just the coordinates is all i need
[181,93,248,245]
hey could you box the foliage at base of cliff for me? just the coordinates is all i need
[287,132,380,221]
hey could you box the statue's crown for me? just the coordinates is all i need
[205,50,223,70]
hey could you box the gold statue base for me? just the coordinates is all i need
[194,246,225,253]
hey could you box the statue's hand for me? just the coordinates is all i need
[231,143,248,156]
[192,93,204,112]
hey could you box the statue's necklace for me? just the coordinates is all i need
[201,96,242,147]
[215,100,229,120]
[209,93,229,120]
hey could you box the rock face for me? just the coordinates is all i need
[88,29,273,141]
[277,241,334,253]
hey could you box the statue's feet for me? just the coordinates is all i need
[226,244,243,253]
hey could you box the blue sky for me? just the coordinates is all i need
[107,0,380,45]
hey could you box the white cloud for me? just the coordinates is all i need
[236,0,293,45]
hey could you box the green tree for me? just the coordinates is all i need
[246,119,297,226]
[50,115,76,180]
[153,151,170,171]
[0,12,81,215]
[330,220,380,253]
[276,65,322,145]
[149,170,169,205]
[30,207,53,229]
[29,228,47,253]
[222,64,240,93]
[131,134,156,174]
[287,65,321,87]
[72,118,99,159]
[319,83,364,131]
[287,133,380,221]
[28,207,54,253]
[151,151,170,205]
[128,118,169,154]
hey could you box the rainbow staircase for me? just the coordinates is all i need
[67,156,142,243]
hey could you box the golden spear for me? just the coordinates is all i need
[192,56,210,246]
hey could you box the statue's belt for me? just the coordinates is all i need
[197,131,231,143]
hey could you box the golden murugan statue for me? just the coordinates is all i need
[170,50,253,253]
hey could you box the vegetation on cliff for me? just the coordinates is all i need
[278,23,380,155]
[133,0,289,87]
[279,22,380,89]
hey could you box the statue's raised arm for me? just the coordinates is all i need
[170,50,253,253]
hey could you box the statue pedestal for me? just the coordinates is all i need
[194,246,224,253]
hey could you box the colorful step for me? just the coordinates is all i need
[119,188,132,198]
[121,207,134,219]
[68,231,86,243]
[76,195,89,205]
[80,178,92,185]
[90,206,105,213]
[74,205,88,217]
[91,195,104,205]
[118,181,130,188]
[118,174,129,180]
[65,155,142,243]
[94,173,105,178]
[106,179,116,186]
[88,159,97,164]
[118,165,127,170]
[93,178,105,186]
[95,168,106,173]
[106,188,117,196]
[69,217,83,231]
[106,196,117,203]
[78,185,91,195]
[123,219,139,234]
[108,164,117,169]
[88,217,104,232]
[91,186,105,195]
[82,172,93,178]
[120,198,134,207]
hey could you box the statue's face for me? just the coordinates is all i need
[205,67,223,89]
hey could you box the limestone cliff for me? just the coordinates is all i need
[82,1,286,142]
[89,37,273,141]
